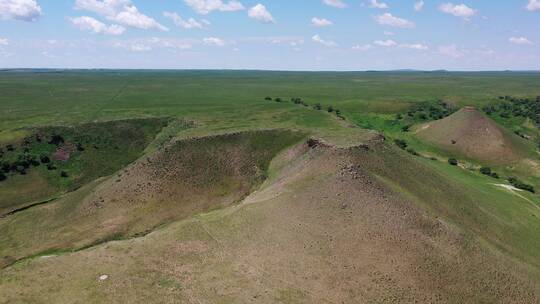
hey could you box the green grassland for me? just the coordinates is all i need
[1,70,540,302]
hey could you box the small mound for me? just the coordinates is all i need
[415,107,526,163]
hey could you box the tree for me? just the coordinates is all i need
[40,155,51,163]
[327,106,334,113]
[60,171,69,178]
[313,103,322,110]
[0,171,6,182]
[448,158,458,166]
[479,167,492,176]
[264,97,272,101]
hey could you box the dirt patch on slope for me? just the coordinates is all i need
[415,107,527,163]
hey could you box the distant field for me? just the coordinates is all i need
[1,70,539,131]
[2,70,540,303]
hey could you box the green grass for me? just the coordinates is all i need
[0,118,167,214]
[0,70,540,302]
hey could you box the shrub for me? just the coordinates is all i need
[327,106,334,113]
[47,164,57,171]
[0,171,6,181]
[264,97,272,101]
[313,103,322,111]
[508,177,535,193]
[76,143,85,151]
[401,125,410,132]
[48,134,65,146]
[448,158,458,166]
[275,98,283,102]
[479,167,492,175]
[40,155,51,163]
[60,171,69,178]
[406,148,419,156]
[394,139,408,150]
[6,144,14,152]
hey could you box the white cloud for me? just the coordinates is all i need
[113,37,193,52]
[163,11,206,29]
[439,3,477,19]
[509,36,534,45]
[0,0,41,21]
[374,39,396,47]
[248,4,274,23]
[322,0,346,8]
[70,16,125,35]
[527,0,540,11]
[311,17,332,27]
[312,34,337,47]
[414,0,424,12]
[352,44,372,51]
[184,0,244,15]
[75,0,168,31]
[374,13,414,28]
[369,0,388,9]
[400,43,428,50]
[383,31,394,36]
[203,37,226,46]
[0,38,8,45]
[438,44,466,58]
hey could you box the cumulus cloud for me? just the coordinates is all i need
[352,44,372,51]
[312,34,337,47]
[0,0,41,21]
[400,43,428,50]
[414,0,424,12]
[75,0,168,31]
[248,4,274,23]
[374,13,414,28]
[322,0,346,8]
[163,11,207,29]
[439,3,477,19]
[0,38,8,45]
[70,16,125,35]
[438,44,466,58]
[374,39,396,47]
[509,36,534,45]
[203,37,226,46]
[369,0,388,9]
[311,17,332,27]
[527,0,540,11]
[184,0,244,14]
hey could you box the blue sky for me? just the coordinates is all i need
[0,0,539,70]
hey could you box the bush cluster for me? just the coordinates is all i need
[508,177,535,193]
[483,95,540,125]
[479,167,499,179]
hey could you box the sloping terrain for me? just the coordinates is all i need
[1,138,539,303]
[415,107,530,164]
[0,118,169,215]
[0,130,305,268]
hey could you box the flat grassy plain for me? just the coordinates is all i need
[1,70,540,303]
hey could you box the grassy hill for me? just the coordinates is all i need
[414,107,531,164]
[0,70,540,303]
